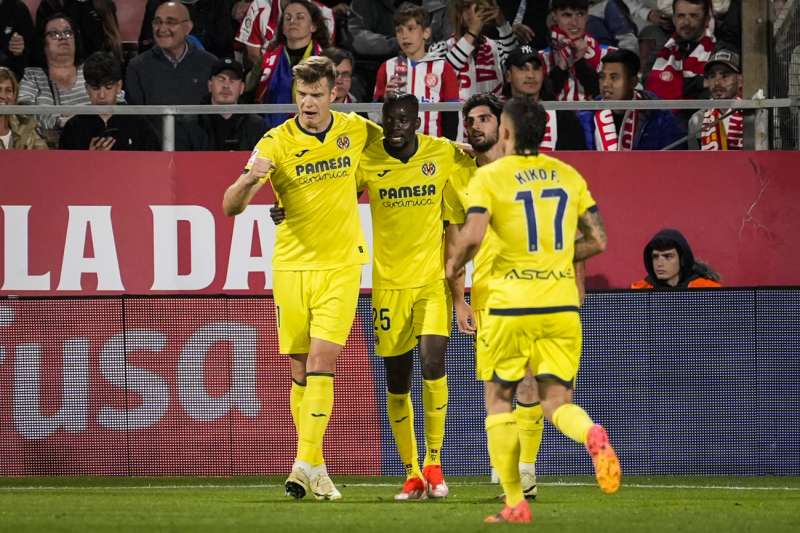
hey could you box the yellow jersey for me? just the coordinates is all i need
[245,111,382,270]
[357,134,475,289]
[467,154,597,311]
[448,164,494,312]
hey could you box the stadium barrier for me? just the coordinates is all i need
[1,289,798,477]
[1,98,797,150]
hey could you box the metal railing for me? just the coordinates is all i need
[1,98,797,151]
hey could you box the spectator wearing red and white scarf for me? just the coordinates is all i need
[237,0,335,64]
[644,0,715,102]
[502,45,586,150]
[578,48,685,150]
[689,48,745,150]
[540,0,616,101]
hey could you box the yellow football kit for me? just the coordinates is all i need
[357,134,475,356]
[467,154,597,384]
[246,112,382,353]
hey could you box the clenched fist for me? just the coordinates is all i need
[247,157,276,184]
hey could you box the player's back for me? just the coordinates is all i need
[249,111,379,270]
[468,153,597,310]
[359,134,474,289]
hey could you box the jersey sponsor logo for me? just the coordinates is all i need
[421,161,437,176]
[660,70,674,82]
[377,169,391,177]
[294,156,352,184]
[425,73,439,88]
[378,184,436,199]
[295,149,310,157]
[337,135,351,150]
[504,268,575,281]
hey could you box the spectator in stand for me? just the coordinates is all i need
[0,67,47,149]
[59,52,159,151]
[177,57,267,150]
[631,228,721,289]
[373,3,460,140]
[541,0,616,101]
[256,0,330,129]
[623,0,672,71]
[348,0,449,97]
[125,2,218,106]
[495,1,549,50]
[140,0,247,59]
[644,0,715,102]
[0,0,35,79]
[645,0,740,52]
[579,48,684,149]
[35,1,122,64]
[237,0,335,65]
[321,46,359,102]
[688,48,745,150]
[444,0,518,103]
[503,45,586,150]
[18,14,94,147]
[587,0,639,53]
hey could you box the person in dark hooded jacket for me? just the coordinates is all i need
[631,228,721,289]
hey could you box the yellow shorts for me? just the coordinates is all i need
[272,265,362,354]
[371,279,452,357]
[476,310,582,386]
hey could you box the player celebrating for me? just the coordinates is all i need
[358,94,474,500]
[451,93,551,500]
[446,97,620,524]
[272,93,476,500]
[222,56,381,501]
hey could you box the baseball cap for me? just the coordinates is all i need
[210,58,245,80]
[704,49,741,74]
[506,45,543,69]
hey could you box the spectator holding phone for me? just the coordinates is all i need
[59,51,158,150]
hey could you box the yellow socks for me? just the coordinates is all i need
[422,376,448,467]
[387,392,423,479]
[296,373,334,466]
[515,402,544,464]
[290,380,306,433]
[552,403,595,445]
[486,412,523,506]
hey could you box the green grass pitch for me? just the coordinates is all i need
[1,476,798,532]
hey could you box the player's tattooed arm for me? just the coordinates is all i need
[445,224,476,335]
[574,208,608,261]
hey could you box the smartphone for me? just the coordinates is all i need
[102,127,120,138]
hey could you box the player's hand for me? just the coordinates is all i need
[9,32,25,56]
[247,157,275,184]
[512,23,535,44]
[89,136,116,151]
[454,300,476,336]
[270,204,286,225]
[453,141,474,155]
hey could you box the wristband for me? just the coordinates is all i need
[466,30,479,40]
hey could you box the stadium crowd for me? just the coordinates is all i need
[0,0,744,151]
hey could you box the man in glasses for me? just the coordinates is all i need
[125,1,217,106]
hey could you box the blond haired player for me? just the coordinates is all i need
[223,56,382,501]
[446,97,620,524]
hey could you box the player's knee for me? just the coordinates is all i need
[385,352,413,394]
[516,376,540,404]
[419,335,447,380]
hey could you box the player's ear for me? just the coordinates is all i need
[415,115,421,130]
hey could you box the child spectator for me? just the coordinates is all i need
[373,3,459,139]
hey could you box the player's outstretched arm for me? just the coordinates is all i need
[446,211,489,283]
[445,224,476,335]
[222,157,275,216]
[574,208,608,262]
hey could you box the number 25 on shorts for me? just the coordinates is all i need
[372,307,391,331]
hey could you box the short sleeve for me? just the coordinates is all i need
[467,170,492,215]
[244,130,280,182]
[443,180,465,225]
[574,172,597,215]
